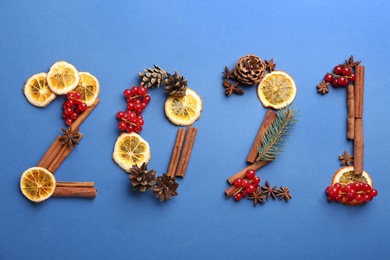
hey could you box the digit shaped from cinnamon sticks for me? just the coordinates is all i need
[353,66,364,175]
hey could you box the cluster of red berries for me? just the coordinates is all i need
[324,64,356,88]
[116,86,151,133]
[62,91,88,126]
[326,182,378,204]
[233,169,261,201]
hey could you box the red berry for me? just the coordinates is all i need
[253,176,260,185]
[334,65,343,75]
[118,121,127,131]
[333,183,342,191]
[241,179,249,188]
[124,89,132,97]
[74,92,82,100]
[138,86,147,96]
[335,194,344,202]
[116,111,125,120]
[342,67,351,76]
[245,169,256,180]
[328,195,335,202]
[135,108,143,115]
[140,102,146,110]
[234,178,243,187]
[370,189,378,197]
[137,117,144,126]
[363,194,372,202]
[65,118,74,126]
[78,103,87,112]
[338,76,348,86]
[67,92,75,99]
[332,78,340,88]
[241,189,248,197]
[246,184,256,194]
[126,125,134,133]
[326,186,333,195]
[355,194,364,202]
[324,73,333,82]
[234,193,243,201]
[131,86,139,95]
[346,189,357,200]
[349,73,356,81]
[135,126,143,133]
[143,95,151,104]
[362,183,371,192]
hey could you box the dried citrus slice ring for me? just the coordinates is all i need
[331,166,373,206]
[47,61,80,95]
[23,72,56,107]
[112,132,151,171]
[164,88,202,126]
[20,167,56,203]
[257,71,297,110]
[72,72,100,107]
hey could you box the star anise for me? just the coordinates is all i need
[317,80,330,95]
[264,59,276,72]
[223,80,244,96]
[345,55,361,69]
[222,66,236,80]
[59,126,81,148]
[248,186,265,207]
[261,180,278,200]
[276,186,292,202]
[339,150,354,166]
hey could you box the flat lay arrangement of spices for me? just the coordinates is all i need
[317,56,378,205]
[223,54,298,207]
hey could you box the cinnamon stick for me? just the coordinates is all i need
[176,126,198,177]
[46,133,83,174]
[56,181,95,187]
[225,185,241,198]
[354,118,364,175]
[53,185,97,198]
[227,160,269,185]
[347,85,355,140]
[37,135,64,169]
[72,98,100,130]
[246,110,277,163]
[167,128,187,177]
[353,66,365,175]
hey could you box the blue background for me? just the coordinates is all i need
[1,1,389,259]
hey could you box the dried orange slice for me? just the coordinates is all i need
[257,71,297,110]
[23,72,56,107]
[20,167,56,203]
[331,166,373,206]
[164,88,202,126]
[72,72,100,107]
[112,132,151,172]
[47,61,80,95]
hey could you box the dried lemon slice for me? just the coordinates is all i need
[23,72,56,107]
[72,72,100,107]
[20,167,56,203]
[331,166,373,206]
[47,61,80,95]
[112,132,151,172]
[257,71,297,110]
[164,88,202,126]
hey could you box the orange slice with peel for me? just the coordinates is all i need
[72,72,100,107]
[20,167,56,203]
[47,61,80,95]
[23,73,56,107]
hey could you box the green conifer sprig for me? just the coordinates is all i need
[257,106,298,162]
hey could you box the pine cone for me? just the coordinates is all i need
[138,64,167,88]
[163,71,188,97]
[152,173,179,202]
[233,55,266,85]
[128,163,156,192]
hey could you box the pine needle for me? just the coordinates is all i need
[257,106,298,162]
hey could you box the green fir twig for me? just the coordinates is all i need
[257,106,298,162]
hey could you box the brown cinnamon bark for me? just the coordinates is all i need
[347,85,355,140]
[246,110,277,163]
[53,186,97,198]
[227,160,270,185]
[167,128,187,177]
[46,134,83,174]
[37,135,64,169]
[225,185,241,198]
[72,98,100,130]
[176,127,198,177]
[353,66,365,175]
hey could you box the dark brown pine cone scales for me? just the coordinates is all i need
[128,163,156,192]
[153,173,179,202]
[233,55,266,85]
[138,64,167,89]
[163,71,188,97]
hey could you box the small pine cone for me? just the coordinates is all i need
[129,163,156,192]
[163,71,188,97]
[152,173,179,202]
[233,55,266,85]
[138,64,167,88]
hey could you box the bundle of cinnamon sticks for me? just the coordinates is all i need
[167,126,198,178]
[347,66,365,175]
